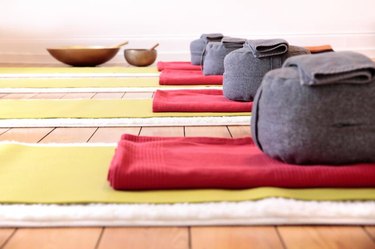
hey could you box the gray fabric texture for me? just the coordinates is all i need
[284,51,375,86]
[246,39,289,58]
[202,37,246,75]
[251,52,375,165]
[190,33,224,65]
[223,45,309,101]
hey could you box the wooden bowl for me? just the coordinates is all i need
[124,49,157,67]
[47,46,120,67]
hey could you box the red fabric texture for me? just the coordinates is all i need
[159,69,223,85]
[152,89,252,112]
[157,61,202,71]
[108,134,375,190]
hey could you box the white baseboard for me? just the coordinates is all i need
[0,33,374,64]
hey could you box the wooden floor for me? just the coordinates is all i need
[0,92,374,249]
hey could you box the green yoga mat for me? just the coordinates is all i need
[0,66,158,74]
[0,99,248,119]
[1,143,374,204]
[0,77,217,89]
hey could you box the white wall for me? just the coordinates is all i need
[1,0,374,64]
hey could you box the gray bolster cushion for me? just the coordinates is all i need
[190,33,224,65]
[202,37,246,75]
[223,40,310,101]
[251,51,375,165]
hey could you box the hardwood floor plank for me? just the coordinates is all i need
[278,226,375,249]
[0,128,9,135]
[1,93,37,99]
[191,227,284,249]
[91,92,125,99]
[227,125,251,138]
[123,92,153,99]
[88,127,141,143]
[98,227,189,249]
[0,229,15,248]
[60,92,96,99]
[140,126,184,137]
[30,93,66,99]
[185,126,231,138]
[4,228,101,249]
[39,127,97,143]
[0,128,53,143]
[365,226,375,241]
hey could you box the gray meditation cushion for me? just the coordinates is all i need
[223,39,310,102]
[202,37,246,75]
[251,51,375,165]
[190,33,224,65]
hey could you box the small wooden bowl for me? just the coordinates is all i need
[47,46,120,67]
[124,49,157,67]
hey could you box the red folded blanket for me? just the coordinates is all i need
[157,61,202,71]
[159,70,223,85]
[108,134,375,190]
[153,89,252,112]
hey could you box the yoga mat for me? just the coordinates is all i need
[0,99,248,119]
[153,89,252,112]
[1,142,374,204]
[0,77,219,91]
[0,67,159,78]
[0,77,159,88]
[0,99,250,127]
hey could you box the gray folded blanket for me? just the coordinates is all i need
[246,39,289,58]
[202,37,246,75]
[251,51,375,165]
[190,33,224,65]
[284,51,375,85]
[223,44,309,101]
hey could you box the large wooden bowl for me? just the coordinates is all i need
[47,46,120,67]
[124,49,157,67]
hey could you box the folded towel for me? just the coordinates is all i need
[153,89,252,112]
[190,33,224,65]
[159,69,223,85]
[201,33,224,40]
[222,37,247,48]
[108,134,375,190]
[245,39,289,58]
[304,45,334,54]
[284,51,375,86]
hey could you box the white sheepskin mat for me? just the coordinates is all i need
[0,116,251,128]
[0,86,222,93]
[0,73,159,78]
[0,198,374,227]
